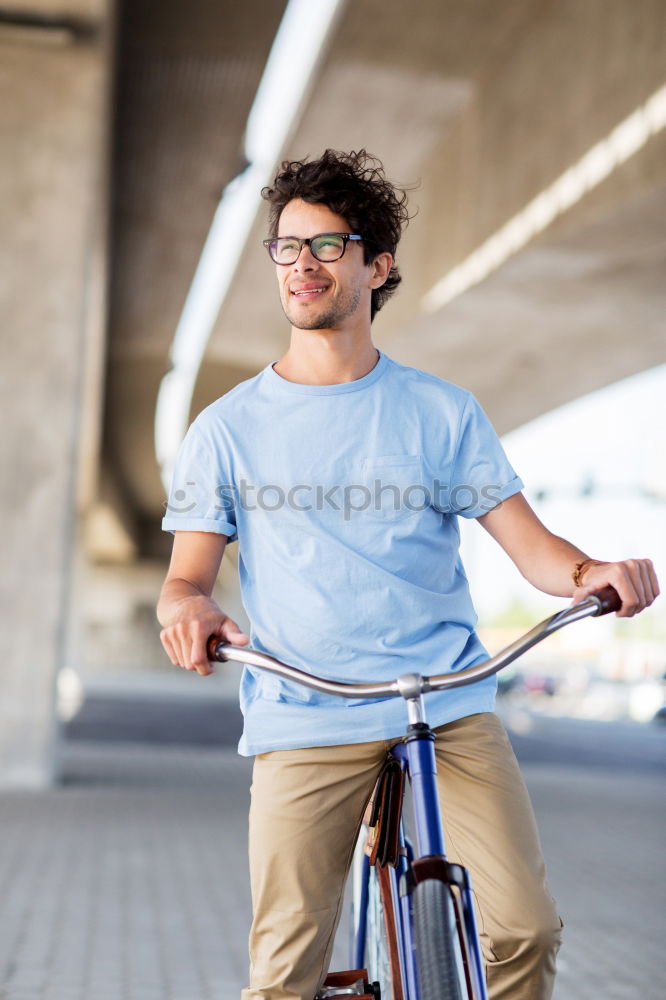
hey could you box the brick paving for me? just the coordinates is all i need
[528,766,664,1000]
[0,744,252,1000]
[0,717,663,999]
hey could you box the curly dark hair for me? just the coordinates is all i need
[262,149,411,320]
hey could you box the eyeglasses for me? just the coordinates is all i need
[263,232,363,265]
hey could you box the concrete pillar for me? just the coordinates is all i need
[0,5,113,787]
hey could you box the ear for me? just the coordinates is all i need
[369,252,393,289]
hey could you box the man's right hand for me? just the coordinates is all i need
[157,531,249,676]
[159,593,249,676]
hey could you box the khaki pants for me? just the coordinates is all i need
[242,713,562,1000]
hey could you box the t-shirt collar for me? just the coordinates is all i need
[265,349,389,396]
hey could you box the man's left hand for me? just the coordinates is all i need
[573,558,659,617]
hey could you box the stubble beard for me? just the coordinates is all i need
[282,285,363,331]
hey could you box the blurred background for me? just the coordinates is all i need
[1,1,664,997]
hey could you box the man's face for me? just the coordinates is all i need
[274,199,377,331]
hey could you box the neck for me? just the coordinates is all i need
[274,330,379,385]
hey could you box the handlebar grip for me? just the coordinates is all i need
[207,635,227,662]
[590,585,621,616]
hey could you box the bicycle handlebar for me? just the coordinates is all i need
[206,586,621,701]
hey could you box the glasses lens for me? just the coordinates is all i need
[271,238,300,264]
[310,234,345,262]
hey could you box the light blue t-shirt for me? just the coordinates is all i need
[162,351,523,755]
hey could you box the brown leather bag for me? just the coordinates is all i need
[368,756,405,868]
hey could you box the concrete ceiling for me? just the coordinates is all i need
[102,0,666,558]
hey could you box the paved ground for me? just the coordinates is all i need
[0,688,663,999]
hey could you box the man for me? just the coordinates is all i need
[157,149,658,1000]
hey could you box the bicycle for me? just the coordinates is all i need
[207,585,621,1000]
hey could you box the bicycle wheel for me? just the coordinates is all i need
[412,878,465,1000]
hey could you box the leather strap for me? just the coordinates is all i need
[377,864,405,1000]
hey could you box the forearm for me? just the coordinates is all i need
[478,493,658,617]
[157,531,248,672]
[509,531,594,597]
[157,530,229,628]
[478,493,596,596]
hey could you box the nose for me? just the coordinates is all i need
[293,242,319,271]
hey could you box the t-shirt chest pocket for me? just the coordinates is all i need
[360,454,425,521]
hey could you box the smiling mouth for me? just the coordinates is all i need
[291,286,328,299]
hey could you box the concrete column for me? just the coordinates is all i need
[0,5,113,787]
